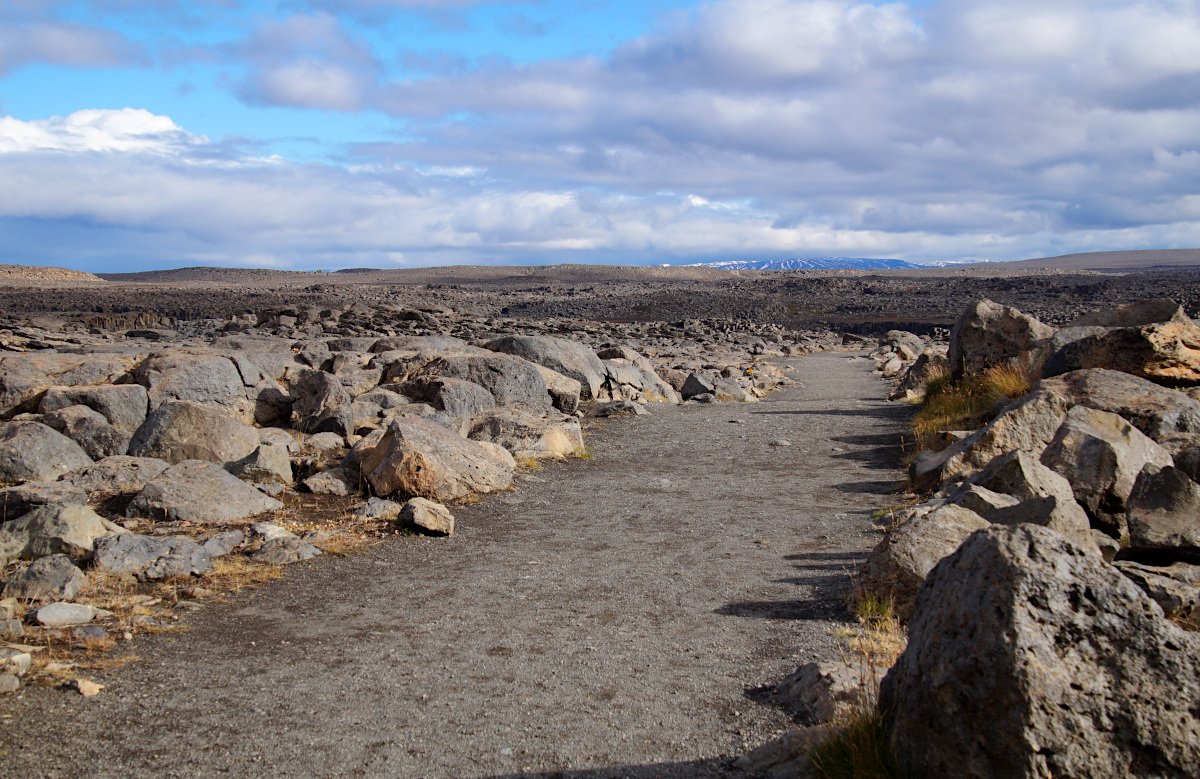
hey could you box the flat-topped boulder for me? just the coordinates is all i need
[60,455,171,494]
[0,352,142,417]
[38,383,148,432]
[411,355,550,410]
[128,400,260,465]
[126,459,283,524]
[0,504,122,565]
[484,335,607,401]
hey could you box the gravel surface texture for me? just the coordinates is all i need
[0,352,911,778]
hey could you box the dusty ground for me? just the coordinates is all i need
[0,352,911,778]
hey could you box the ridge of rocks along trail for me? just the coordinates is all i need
[0,352,911,779]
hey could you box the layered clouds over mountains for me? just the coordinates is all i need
[2,1,1200,270]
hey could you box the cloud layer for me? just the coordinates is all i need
[2,0,1200,270]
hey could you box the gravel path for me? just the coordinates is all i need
[0,352,911,778]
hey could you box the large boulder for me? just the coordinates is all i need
[400,377,496,419]
[128,401,260,465]
[59,456,171,494]
[1126,465,1200,561]
[1041,405,1173,536]
[947,299,1055,379]
[40,404,131,460]
[38,383,148,432]
[0,352,141,418]
[1039,368,1200,441]
[484,335,607,401]
[288,369,353,435]
[1,554,86,602]
[0,504,122,564]
[226,445,293,485]
[133,352,249,412]
[411,355,550,409]
[1042,319,1200,387]
[466,409,584,459]
[910,387,1070,491]
[0,482,88,522]
[881,524,1200,778]
[966,450,1096,548]
[354,415,514,502]
[126,460,283,524]
[856,504,989,622]
[0,421,93,484]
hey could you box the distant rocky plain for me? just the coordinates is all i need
[4,248,1200,777]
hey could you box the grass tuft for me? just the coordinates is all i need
[911,360,1034,438]
[808,701,910,779]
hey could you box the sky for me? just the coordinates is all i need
[1,0,1200,272]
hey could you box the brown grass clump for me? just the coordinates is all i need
[807,586,911,779]
[911,360,1035,438]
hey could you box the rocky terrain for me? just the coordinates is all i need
[4,253,1200,777]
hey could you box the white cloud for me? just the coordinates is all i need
[0,108,200,153]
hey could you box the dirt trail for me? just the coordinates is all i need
[0,352,912,778]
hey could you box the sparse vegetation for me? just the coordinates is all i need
[808,699,911,779]
[912,359,1035,438]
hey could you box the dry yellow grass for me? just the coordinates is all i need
[912,360,1035,438]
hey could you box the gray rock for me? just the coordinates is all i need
[92,533,212,580]
[680,373,716,400]
[134,352,248,411]
[948,298,1055,379]
[249,378,292,426]
[484,335,607,401]
[354,415,514,502]
[289,369,353,435]
[1157,432,1200,482]
[733,725,835,779]
[1126,465,1200,559]
[201,530,245,557]
[967,450,1097,548]
[59,455,171,494]
[0,421,93,484]
[40,404,131,460]
[891,352,949,400]
[0,352,141,417]
[35,602,109,628]
[1041,405,1173,535]
[948,484,1019,516]
[412,354,550,409]
[248,521,295,543]
[354,497,402,521]
[0,482,88,522]
[39,383,149,432]
[531,364,581,414]
[252,536,322,564]
[304,432,346,451]
[1042,318,1200,387]
[1,554,86,602]
[592,399,647,417]
[910,387,1071,491]
[467,409,584,459]
[1115,560,1200,618]
[226,445,293,485]
[128,400,259,465]
[127,460,284,524]
[401,377,496,418]
[883,330,925,360]
[399,497,455,535]
[986,495,1098,552]
[1039,368,1200,440]
[0,504,121,564]
[881,524,1200,779]
[0,647,31,677]
[302,467,356,496]
[857,504,989,622]
[776,660,860,724]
